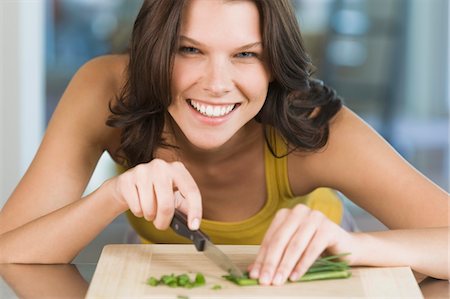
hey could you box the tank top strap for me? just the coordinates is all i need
[264,126,343,224]
[264,126,295,199]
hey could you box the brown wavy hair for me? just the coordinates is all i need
[107,0,342,167]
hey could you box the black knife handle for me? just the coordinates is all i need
[170,209,209,251]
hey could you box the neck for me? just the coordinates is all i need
[166,118,263,165]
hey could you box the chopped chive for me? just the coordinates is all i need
[146,277,159,286]
[296,270,351,282]
[306,266,347,273]
[161,274,176,285]
[147,273,206,289]
[185,282,195,289]
[223,253,352,286]
[177,274,190,286]
[222,273,259,286]
[147,253,352,289]
[194,273,206,286]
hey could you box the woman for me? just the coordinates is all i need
[0,0,448,286]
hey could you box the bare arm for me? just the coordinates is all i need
[0,263,88,298]
[251,106,449,285]
[351,228,449,279]
[0,56,203,264]
[0,181,125,263]
[307,107,449,278]
[0,56,127,263]
[320,107,448,229]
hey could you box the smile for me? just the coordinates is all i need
[188,99,237,118]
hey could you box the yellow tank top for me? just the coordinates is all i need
[124,127,343,244]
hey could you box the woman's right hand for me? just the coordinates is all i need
[104,159,202,231]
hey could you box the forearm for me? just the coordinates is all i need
[351,227,450,280]
[0,181,125,264]
[0,264,88,298]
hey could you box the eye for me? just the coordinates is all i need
[235,52,258,58]
[179,46,200,54]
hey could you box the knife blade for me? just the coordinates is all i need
[170,209,244,277]
[202,238,244,277]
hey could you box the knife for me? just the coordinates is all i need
[170,209,244,277]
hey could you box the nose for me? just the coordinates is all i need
[202,57,233,97]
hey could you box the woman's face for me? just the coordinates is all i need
[168,0,271,150]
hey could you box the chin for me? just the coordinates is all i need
[188,135,230,151]
[169,114,240,151]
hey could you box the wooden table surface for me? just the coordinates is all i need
[86,244,425,298]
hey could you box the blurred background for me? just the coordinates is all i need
[0,0,448,263]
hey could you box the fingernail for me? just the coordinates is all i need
[249,268,259,279]
[259,272,270,285]
[190,218,200,230]
[289,272,299,282]
[273,273,283,285]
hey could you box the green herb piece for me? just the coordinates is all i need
[177,274,190,286]
[223,253,352,286]
[212,284,222,290]
[222,273,258,286]
[146,277,159,286]
[194,273,206,286]
[177,296,189,299]
[296,270,351,282]
[185,282,195,289]
[161,274,176,285]
[146,273,206,289]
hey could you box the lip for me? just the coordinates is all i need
[189,98,239,106]
[186,98,239,126]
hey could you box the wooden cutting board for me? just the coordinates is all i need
[85,244,423,298]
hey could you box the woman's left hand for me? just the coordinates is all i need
[247,204,356,285]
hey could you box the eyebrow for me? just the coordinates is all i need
[179,35,262,51]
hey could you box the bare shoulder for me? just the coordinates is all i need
[288,106,448,228]
[287,106,359,194]
[70,54,127,107]
[289,106,387,188]
[0,54,129,233]
[298,106,402,188]
[78,54,128,85]
[54,54,128,150]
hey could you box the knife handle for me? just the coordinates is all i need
[170,209,209,252]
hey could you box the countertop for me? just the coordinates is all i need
[0,252,448,298]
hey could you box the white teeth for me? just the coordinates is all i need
[189,99,236,117]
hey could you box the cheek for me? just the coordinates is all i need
[237,65,270,104]
[171,58,198,98]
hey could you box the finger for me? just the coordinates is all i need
[121,174,144,217]
[170,162,202,230]
[134,167,156,221]
[272,212,323,285]
[174,190,184,209]
[289,211,328,281]
[249,208,291,281]
[247,262,256,273]
[139,183,156,221]
[152,173,175,230]
[289,225,328,282]
[258,205,311,285]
